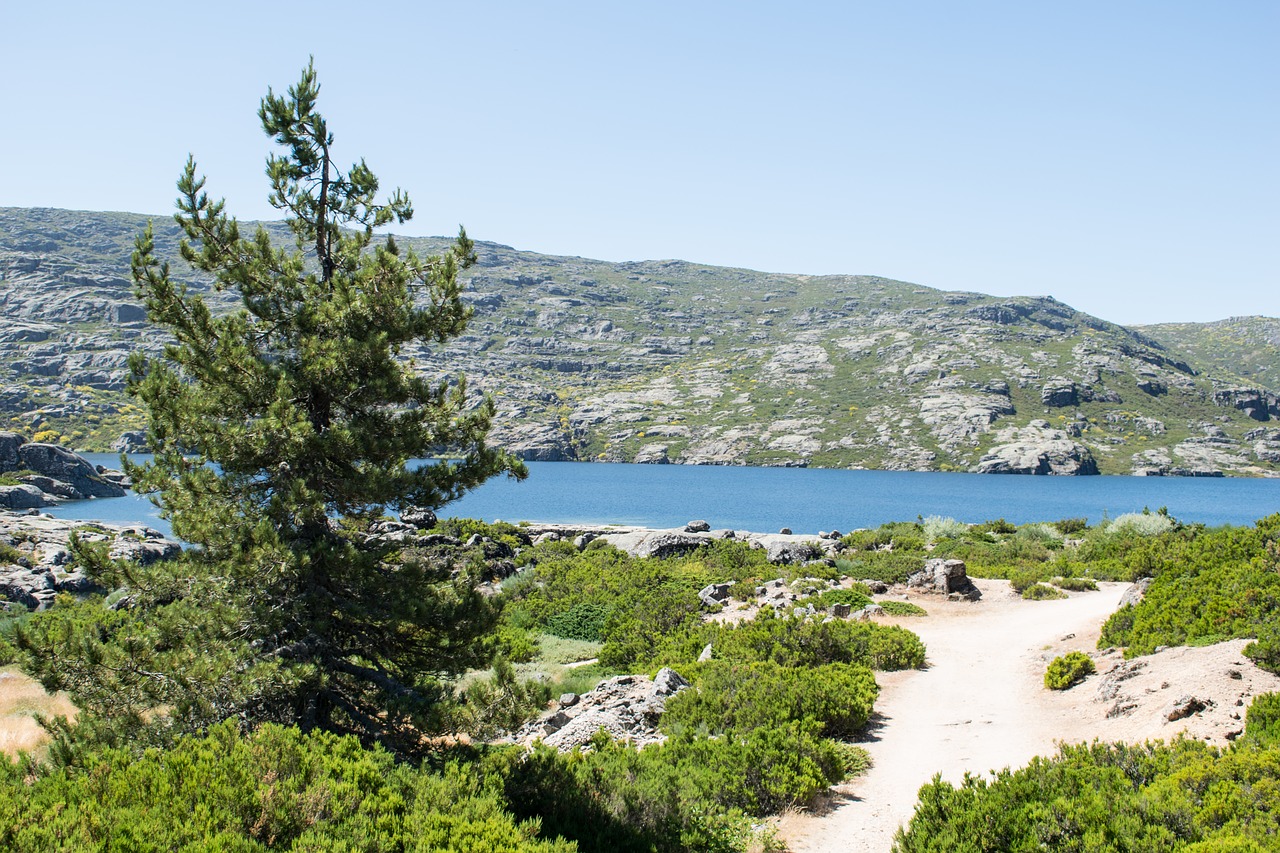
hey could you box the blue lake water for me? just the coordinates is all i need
[45,455,1280,539]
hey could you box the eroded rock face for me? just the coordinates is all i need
[1214,388,1279,422]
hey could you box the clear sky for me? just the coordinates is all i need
[3,1,1275,325]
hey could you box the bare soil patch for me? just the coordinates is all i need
[777,579,1280,853]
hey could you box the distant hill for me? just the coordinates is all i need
[1137,317,1280,392]
[2,207,1278,476]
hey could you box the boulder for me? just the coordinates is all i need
[698,582,733,608]
[766,540,820,565]
[519,669,690,751]
[0,484,50,510]
[632,531,704,559]
[1040,379,1079,407]
[19,474,84,500]
[684,519,711,533]
[400,505,437,529]
[907,558,981,600]
[1118,577,1153,609]
[16,443,126,498]
[1166,695,1210,722]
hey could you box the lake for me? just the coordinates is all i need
[45,455,1280,539]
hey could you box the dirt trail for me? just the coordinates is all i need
[779,579,1129,853]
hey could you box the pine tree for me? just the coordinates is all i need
[19,62,525,754]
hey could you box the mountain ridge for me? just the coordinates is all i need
[2,206,1278,476]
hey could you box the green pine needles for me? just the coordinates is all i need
[18,62,525,756]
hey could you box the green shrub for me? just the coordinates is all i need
[1016,523,1064,545]
[1243,692,1280,748]
[835,552,922,585]
[1007,566,1053,593]
[1022,583,1068,600]
[809,586,872,611]
[831,742,872,779]
[0,721,574,853]
[1044,652,1095,689]
[1098,516,1280,656]
[841,521,924,553]
[491,622,540,662]
[693,609,925,671]
[1052,576,1098,592]
[1052,517,1088,535]
[976,518,1017,536]
[663,660,879,740]
[879,601,928,617]
[1244,627,1280,675]
[545,602,611,642]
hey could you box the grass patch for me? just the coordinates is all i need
[0,666,78,759]
[534,634,603,666]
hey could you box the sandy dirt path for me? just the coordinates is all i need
[778,579,1129,853]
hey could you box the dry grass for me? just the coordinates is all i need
[0,666,76,759]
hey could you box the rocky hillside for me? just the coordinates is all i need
[1137,316,1280,393]
[3,207,1279,476]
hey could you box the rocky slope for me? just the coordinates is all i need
[1138,316,1280,394]
[3,207,1279,475]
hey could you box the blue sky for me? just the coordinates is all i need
[3,1,1275,324]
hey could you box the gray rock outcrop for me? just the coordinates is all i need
[3,437,126,499]
[514,668,689,751]
[974,421,1100,475]
[0,512,181,611]
[907,558,981,600]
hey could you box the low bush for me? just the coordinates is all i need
[545,603,610,642]
[668,609,927,672]
[835,552,922,585]
[1107,510,1175,537]
[809,586,872,611]
[1098,514,1280,655]
[1052,576,1097,592]
[1044,651,1095,689]
[1244,627,1280,675]
[878,601,928,617]
[663,660,879,740]
[923,516,969,544]
[1052,517,1088,535]
[1022,583,1067,601]
[0,721,574,853]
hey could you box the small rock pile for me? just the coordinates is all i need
[512,668,689,751]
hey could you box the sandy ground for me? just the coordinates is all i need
[777,579,1280,853]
